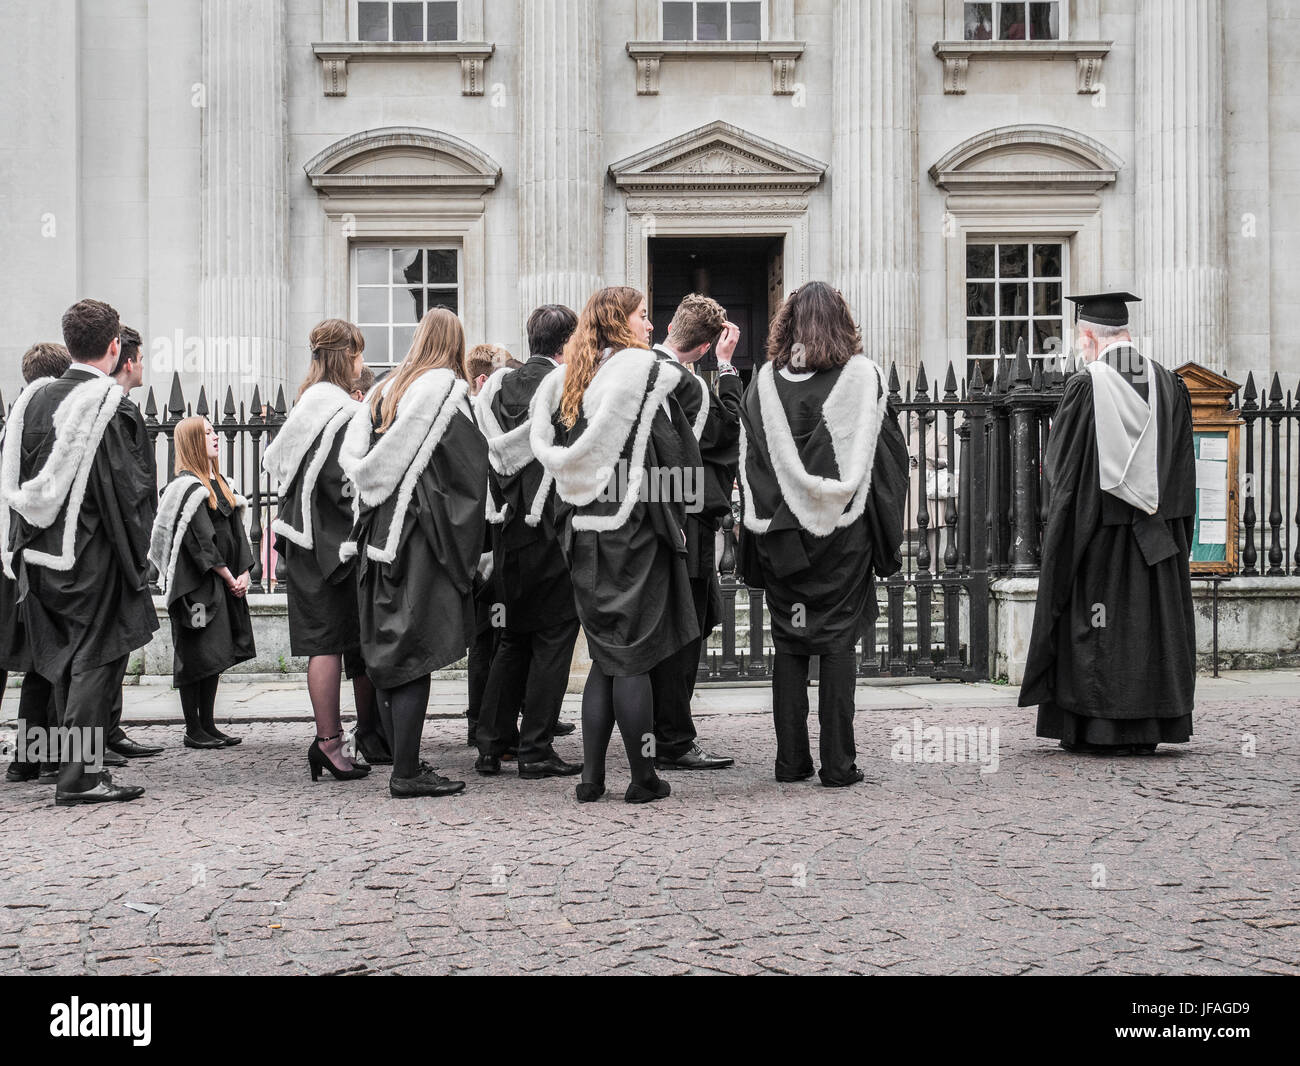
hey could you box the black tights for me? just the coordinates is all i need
[379,674,431,779]
[580,664,658,788]
[180,674,221,738]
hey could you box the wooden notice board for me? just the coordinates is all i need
[1174,362,1241,575]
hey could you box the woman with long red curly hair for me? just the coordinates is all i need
[530,286,701,804]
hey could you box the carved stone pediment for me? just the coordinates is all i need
[609,120,826,196]
[303,126,502,197]
[928,124,1122,195]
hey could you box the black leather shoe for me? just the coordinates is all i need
[474,754,501,775]
[101,749,128,768]
[820,768,866,788]
[389,764,465,798]
[552,721,576,737]
[55,773,145,806]
[5,761,39,783]
[655,743,733,770]
[183,732,226,750]
[519,754,582,779]
[625,776,671,803]
[109,737,164,758]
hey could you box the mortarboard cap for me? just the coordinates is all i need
[1067,291,1141,327]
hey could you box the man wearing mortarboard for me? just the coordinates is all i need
[1018,292,1197,754]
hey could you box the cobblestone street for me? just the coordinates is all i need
[2,678,1297,976]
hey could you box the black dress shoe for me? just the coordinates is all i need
[655,743,733,770]
[101,749,128,768]
[389,764,465,798]
[820,768,866,788]
[5,761,39,783]
[55,773,145,806]
[183,732,226,750]
[474,754,501,775]
[552,721,576,737]
[519,754,582,779]
[109,737,164,758]
[625,776,671,803]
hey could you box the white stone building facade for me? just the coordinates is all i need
[2,0,1296,407]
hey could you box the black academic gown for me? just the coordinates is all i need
[278,422,362,658]
[352,401,488,691]
[10,367,158,677]
[738,363,909,656]
[1019,353,1197,745]
[486,356,577,632]
[164,481,256,686]
[547,357,700,677]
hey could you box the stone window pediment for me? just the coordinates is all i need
[928,124,1121,196]
[304,127,502,197]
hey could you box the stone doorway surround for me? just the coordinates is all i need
[608,120,827,300]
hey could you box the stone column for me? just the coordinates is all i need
[200,0,289,408]
[831,0,919,377]
[517,0,603,331]
[1135,0,1227,370]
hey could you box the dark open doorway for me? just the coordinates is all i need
[647,235,784,385]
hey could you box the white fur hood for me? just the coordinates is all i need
[148,473,248,596]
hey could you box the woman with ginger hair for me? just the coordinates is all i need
[148,417,256,749]
[339,306,488,799]
[530,286,700,803]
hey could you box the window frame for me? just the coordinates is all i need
[350,242,464,372]
[961,0,1069,43]
[659,0,768,43]
[963,238,1069,380]
[351,0,461,43]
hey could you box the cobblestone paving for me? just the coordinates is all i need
[1,696,1297,975]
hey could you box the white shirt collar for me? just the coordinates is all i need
[654,342,683,363]
[71,360,109,379]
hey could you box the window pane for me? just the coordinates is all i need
[394,287,424,323]
[356,247,389,285]
[1032,242,1062,277]
[967,320,995,355]
[393,1,423,41]
[998,2,1027,40]
[358,1,389,41]
[357,287,389,324]
[1034,282,1062,317]
[964,3,993,40]
[1028,2,1059,40]
[393,248,423,285]
[999,243,1028,278]
[663,1,693,39]
[426,290,459,315]
[697,2,726,41]
[392,325,417,361]
[1033,319,1064,356]
[966,243,995,278]
[730,1,761,40]
[1000,319,1029,355]
[967,282,995,317]
[1000,282,1029,317]
[360,325,389,363]
[426,248,458,284]
[427,1,458,40]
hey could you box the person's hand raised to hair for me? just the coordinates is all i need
[716,321,740,364]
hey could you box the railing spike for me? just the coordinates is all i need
[195,385,209,418]
[167,372,185,420]
[143,386,158,422]
[1268,371,1283,406]
[943,362,958,401]
[223,385,237,421]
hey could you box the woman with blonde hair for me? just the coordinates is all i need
[264,318,383,782]
[530,286,700,803]
[148,417,257,748]
[340,306,488,798]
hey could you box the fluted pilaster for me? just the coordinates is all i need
[200,0,289,404]
[1135,0,1226,369]
[831,0,919,375]
[518,0,603,327]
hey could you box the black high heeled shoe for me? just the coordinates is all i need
[308,731,372,781]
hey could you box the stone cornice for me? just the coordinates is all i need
[932,39,1111,94]
[310,41,495,96]
[625,39,805,95]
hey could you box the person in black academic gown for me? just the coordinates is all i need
[2,299,157,805]
[264,319,381,782]
[473,306,584,779]
[738,282,909,787]
[148,417,256,749]
[341,306,488,799]
[2,342,71,785]
[531,286,701,804]
[1019,292,1197,753]
[649,293,742,772]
